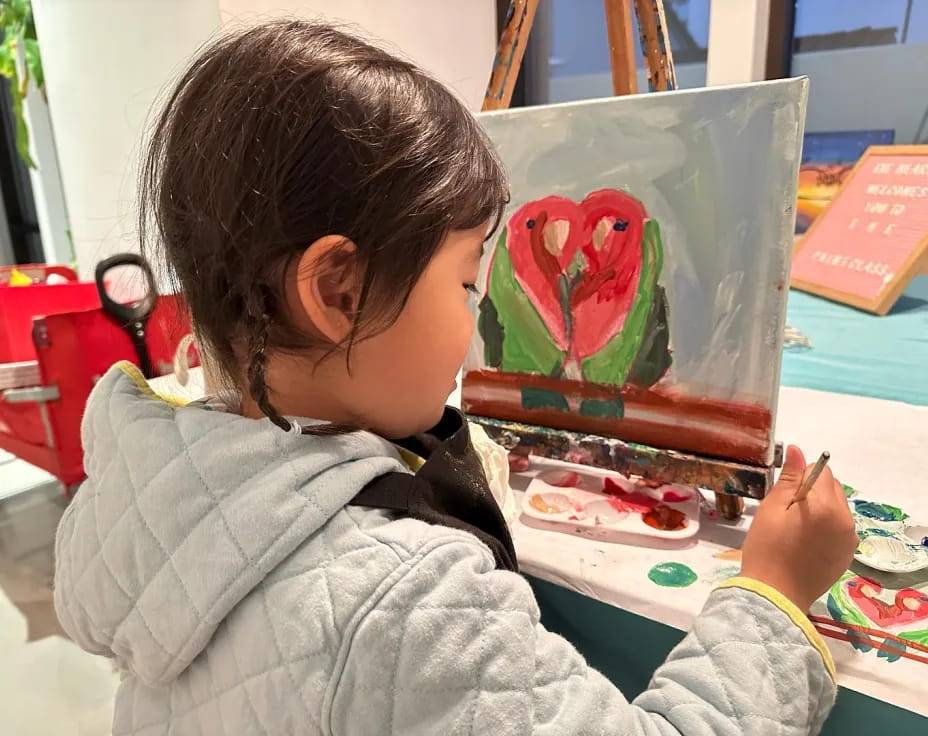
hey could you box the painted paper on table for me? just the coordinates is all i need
[463,79,809,466]
[796,130,895,234]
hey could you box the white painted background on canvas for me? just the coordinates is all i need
[467,79,808,421]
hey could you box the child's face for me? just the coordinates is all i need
[333,224,486,438]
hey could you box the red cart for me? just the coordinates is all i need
[0,259,192,494]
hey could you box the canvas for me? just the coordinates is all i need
[463,79,809,467]
[796,129,895,233]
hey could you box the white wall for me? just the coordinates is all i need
[30,1,496,277]
[217,1,496,111]
[549,43,928,147]
[794,44,928,144]
[31,0,222,278]
[549,62,708,104]
[22,76,72,266]
[705,0,770,85]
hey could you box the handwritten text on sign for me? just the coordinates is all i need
[791,154,928,303]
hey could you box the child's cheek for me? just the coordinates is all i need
[459,303,476,344]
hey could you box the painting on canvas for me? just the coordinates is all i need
[463,79,809,466]
[796,129,895,233]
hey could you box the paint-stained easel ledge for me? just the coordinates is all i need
[463,370,773,466]
[470,416,774,499]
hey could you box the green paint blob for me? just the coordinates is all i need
[841,484,857,498]
[477,295,504,368]
[626,285,673,389]
[521,387,569,412]
[648,562,697,588]
[486,234,565,375]
[853,500,909,522]
[579,397,624,419]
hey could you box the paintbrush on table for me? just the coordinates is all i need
[787,451,830,510]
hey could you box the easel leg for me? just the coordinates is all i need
[603,0,639,95]
[483,0,541,111]
[715,493,746,521]
[633,0,678,91]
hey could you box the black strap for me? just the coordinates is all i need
[350,473,411,512]
[350,409,518,573]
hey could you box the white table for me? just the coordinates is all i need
[513,386,928,717]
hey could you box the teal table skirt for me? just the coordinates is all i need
[530,576,927,733]
[782,277,928,405]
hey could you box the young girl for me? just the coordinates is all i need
[55,21,857,735]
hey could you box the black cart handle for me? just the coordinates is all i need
[94,253,158,327]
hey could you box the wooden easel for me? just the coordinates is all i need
[476,3,775,510]
[483,0,678,112]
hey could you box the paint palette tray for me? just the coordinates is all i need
[850,497,928,574]
[521,467,700,544]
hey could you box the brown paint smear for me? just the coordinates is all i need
[642,504,687,531]
[463,370,772,465]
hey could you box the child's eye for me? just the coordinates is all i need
[464,283,480,296]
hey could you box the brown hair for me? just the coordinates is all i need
[140,20,507,432]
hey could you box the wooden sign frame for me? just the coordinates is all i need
[791,145,928,315]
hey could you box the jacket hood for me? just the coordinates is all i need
[54,364,406,686]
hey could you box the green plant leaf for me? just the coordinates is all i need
[23,36,42,90]
[0,2,44,167]
[11,0,30,24]
[582,218,665,385]
[0,5,25,28]
[0,35,17,79]
[487,230,565,375]
[11,81,35,167]
[0,34,34,168]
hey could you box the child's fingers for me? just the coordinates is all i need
[773,445,807,496]
[808,465,836,500]
[812,468,846,509]
[832,477,846,503]
[814,466,842,503]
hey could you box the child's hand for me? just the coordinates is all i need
[741,446,857,612]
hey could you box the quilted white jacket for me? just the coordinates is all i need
[55,365,838,735]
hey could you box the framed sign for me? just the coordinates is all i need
[791,145,928,315]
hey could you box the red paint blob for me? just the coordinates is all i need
[642,504,687,531]
[602,477,625,495]
[602,477,657,512]
[662,489,691,503]
[606,497,630,513]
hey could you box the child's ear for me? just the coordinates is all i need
[295,236,362,344]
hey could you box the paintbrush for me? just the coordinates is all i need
[787,451,830,509]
